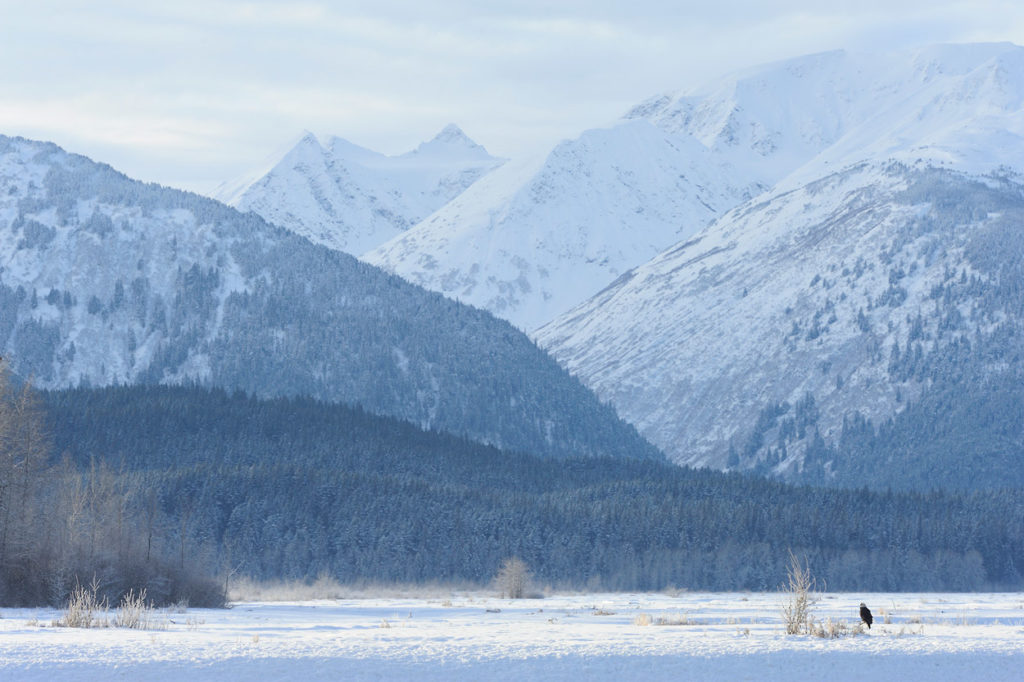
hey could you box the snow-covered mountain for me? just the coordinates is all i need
[367,43,1024,333]
[215,124,504,255]
[532,49,1024,489]
[365,119,753,331]
[538,161,1024,484]
[0,134,660,461]
[536,43,1024,487]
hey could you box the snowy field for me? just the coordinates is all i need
[1,591,1022,680]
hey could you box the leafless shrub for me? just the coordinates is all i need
[781,551,816,635]
[810,617,862,638]
[58,577,108,628]
[116,588,164,630]
[634,612,653,626]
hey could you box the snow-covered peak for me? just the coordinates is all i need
[425,123,480,149]
[627,43,1024,187]
[624,48,869,183]
[211,130,322,207]
[214,125,503,254]
[281,130,329,164]
[402,124,496,164]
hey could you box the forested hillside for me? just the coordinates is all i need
[540,163,1024,490]
[0,134,657,462]
[730,168,1024,491]
[40,385,1024,593]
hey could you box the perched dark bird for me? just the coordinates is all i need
[860,602,873,629]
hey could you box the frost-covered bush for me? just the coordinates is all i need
[115,588,162,630]
[58,578,108,628]
[495,557,530,599]
[781,552,816,635]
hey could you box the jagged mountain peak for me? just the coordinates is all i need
[215,124,503,255]
[296,129,321,146]
[403,123,496,164]
[426,123,474,147]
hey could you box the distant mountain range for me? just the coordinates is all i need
[227,46,1024,340]
[0,134,658,461]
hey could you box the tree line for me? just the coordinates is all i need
[31,383,1024,598]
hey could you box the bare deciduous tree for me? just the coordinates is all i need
[0,362,48,575]
[496,556,531,599]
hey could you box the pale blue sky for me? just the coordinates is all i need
[3,1,1022,192]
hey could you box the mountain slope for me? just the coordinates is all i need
[0,134,659,461]
[533,43,1024,488]
[365,119,751,331]
[537,161,1024,486]
[216,125,503,255]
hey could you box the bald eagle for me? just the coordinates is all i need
[860,603,873,629]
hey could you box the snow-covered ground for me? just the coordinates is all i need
[1,591,1022,680]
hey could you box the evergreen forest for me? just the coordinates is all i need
[3,382,1014,606]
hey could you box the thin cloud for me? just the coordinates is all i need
[3,1,1023,192]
